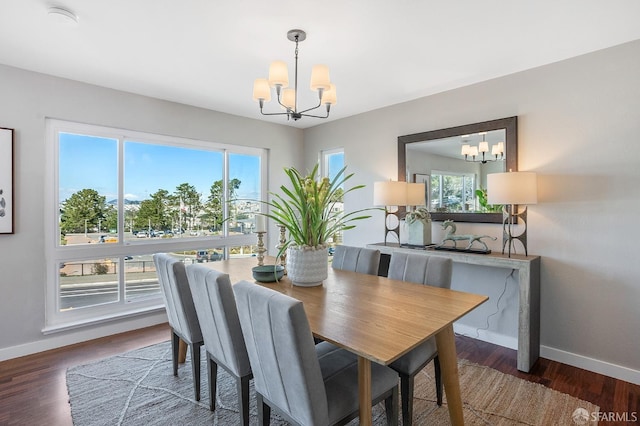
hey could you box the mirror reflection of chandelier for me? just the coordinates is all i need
[252,29,337,121]
[461,132,504,163]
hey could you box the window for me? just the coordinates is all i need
[430,171,475,212]
[46,119,266,330]
[321,149,344,246]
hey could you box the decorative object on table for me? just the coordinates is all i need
[257,164,373,286]
[276,224,287,274]
[251,265,285,283]
[487,171,538,257]
[404,206,432,246]
[254,215,266,266]
[437,220,496,253]
[0,127,14,234]
[252,29,336,122]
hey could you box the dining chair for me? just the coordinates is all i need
[186,264,252,425]
[331,245,381,275]
[153,253,204,401]
[387,252,452,426]
[233,280,400,426]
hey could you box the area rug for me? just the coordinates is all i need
[67,341,599,425]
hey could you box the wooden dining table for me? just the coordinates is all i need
[199,256,488,426]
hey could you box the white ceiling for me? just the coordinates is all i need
[2,1,640,129]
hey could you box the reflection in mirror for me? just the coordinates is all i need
[398,117,517,223]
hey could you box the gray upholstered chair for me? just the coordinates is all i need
[331,245,381,275]
[233,280,399,426]
[153,253,204,401]
[387,252,453,426]
[185,264,252,425]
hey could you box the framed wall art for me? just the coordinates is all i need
[0,127,14,234]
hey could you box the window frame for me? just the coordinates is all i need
[44,119,267,332]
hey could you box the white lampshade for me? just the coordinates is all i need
[487,172,538,205]
[469,146,479,157]
[323,83,337,105]
[268,60,289,88]
[491,144,501,156]
[281,88,296,110]
[373,181,407,206]
[461,144,471,156]
[406,183,426,206]
[252,78,271,102]
[479,141,489,153]
[310,64,331,91]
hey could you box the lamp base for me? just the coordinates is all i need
[502,205,529,257]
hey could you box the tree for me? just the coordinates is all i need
[60,189,108,234]
[136,189,172,231]
[205,178,241,231]
[173,183,202,231]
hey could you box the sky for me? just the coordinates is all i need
[58,133,261,202]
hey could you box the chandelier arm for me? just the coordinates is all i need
[300,110,330,119]
[297,100,324,114]
[259,110,291,117]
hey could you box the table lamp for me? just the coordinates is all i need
[373,181,408,245]
[487,171,537,257]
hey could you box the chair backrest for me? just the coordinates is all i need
[153,253,202,343]
[233,280,329,425]
[331,245,381,275]
[185,264,251,377]
[387,252,453,289]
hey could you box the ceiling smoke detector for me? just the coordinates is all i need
[48,6,79,24]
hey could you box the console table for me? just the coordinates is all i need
[367,242,540,372]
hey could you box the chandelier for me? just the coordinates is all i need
[461,132,504,163]
[252,29,336,121]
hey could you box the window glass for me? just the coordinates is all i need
[322,149,344,248]
[48,119,265,329]
[124,141,223,240]
[430,171,476,212]
[59,133,118,246]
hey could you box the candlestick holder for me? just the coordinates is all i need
[276,224,287,274]
[256,231,267,266]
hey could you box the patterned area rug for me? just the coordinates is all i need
[66,341,599,425]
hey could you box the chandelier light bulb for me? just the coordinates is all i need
[252,78,271,102]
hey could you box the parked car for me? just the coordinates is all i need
[196,250,209,263]
[209,251,223,261]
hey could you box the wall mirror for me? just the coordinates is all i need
[398,116,517,223]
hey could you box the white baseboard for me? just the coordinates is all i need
[0,313,167,362]
[453,323,640,386]
[541,345,640,386]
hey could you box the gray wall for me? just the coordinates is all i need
[0,64,303,359]
[304,40,640,384]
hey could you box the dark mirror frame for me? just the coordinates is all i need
[398,116,517,223]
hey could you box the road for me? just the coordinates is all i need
[59,278,161,310]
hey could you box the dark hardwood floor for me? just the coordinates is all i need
[0,324,638,425]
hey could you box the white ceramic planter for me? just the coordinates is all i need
[286,245,328,287]
[407,220,432,246]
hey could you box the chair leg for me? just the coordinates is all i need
[434,356,443,406]
[238,374,251,426]
[207,356,218,411]
[384,385,399,426]
[400,374,414,426]
[257,393,271,426]
[190,343,201,401]
[171,331,180,376]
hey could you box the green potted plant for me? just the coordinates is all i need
[260,164,373,286]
